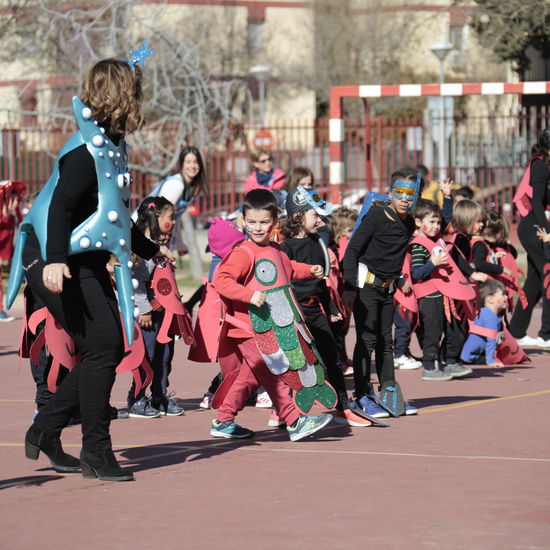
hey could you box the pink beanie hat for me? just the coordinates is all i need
[207,217,245,258]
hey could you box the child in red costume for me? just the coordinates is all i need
[190,217,246,409]
[0,180,26,321]
[406,199,476,381]
[471,211,523,315]
[212,189,333,441]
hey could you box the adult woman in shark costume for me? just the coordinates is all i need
[9,48,174,481]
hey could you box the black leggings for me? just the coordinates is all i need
[23,246,123,452]
[509,218,550,340]
[352,284,395,398]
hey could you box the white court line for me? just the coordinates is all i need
[236,447,550,462]
[96,440,550,464]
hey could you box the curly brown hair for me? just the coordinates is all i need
[80,58,145,136]
[280,212,305,238]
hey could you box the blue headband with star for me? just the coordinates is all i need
[127,41,155,73]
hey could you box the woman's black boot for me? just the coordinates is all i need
[25,424,81,472]
[80,448,134,481]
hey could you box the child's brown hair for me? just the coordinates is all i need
[412,199,442,222]
[332,206,358,243]
[479,279,506,306]
[282,166,314,192]
[451,199,485,235]
[483,211,510,244]
[280,212,305,238]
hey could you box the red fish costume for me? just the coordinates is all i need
[217,241,337,415]
[396,235,476,325]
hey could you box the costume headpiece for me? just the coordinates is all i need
[286,186,333,216]
[207,217,245,259]
[392,173,421,212]
[126,42,155,73]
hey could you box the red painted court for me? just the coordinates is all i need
[1,295,549,549]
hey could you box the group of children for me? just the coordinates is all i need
[113,161,529,438]
[24,159,529,442]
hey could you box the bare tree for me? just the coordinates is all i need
[0,0,257,281]
[0,0,248,176]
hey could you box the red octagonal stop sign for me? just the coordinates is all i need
[253,129,274,150]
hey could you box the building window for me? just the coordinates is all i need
[449,23,467,71]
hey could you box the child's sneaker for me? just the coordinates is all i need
[341,360,354,377]
[357,395,390,418]
[210,420,255,439]
[268,409,285,427]
[422,368,453,381]
[152,393,185,416]
[287,414,333,442]
[129,397,161,418]
[199,392,213,410]
[255,391,272,408]
[404,402,418,415]
[536,336,550,347]
[0,310,14,322]
[334,408,372,427]
[515,335,539,347]
[443,363,473,378]
[394,355,422,370]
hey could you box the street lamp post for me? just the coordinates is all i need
[249,65,271,125]
[429,41,453,181]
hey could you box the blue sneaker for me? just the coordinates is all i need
[210,420,255,439]
[404,402,418,416]
[0,309,14,322]
[287,414,333,442]
[358,395,390,419]
[422,368,453,381]
[129,397,161,419]
[443,363,473,378]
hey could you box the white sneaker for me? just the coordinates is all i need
[394,355,422,370]
[515,335,539,347]
[199,392,213,409]
[536,336,550,348]
[255,391,273,408]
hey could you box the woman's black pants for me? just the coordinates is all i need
[23,248,123,452]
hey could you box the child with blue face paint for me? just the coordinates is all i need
[342,167,424,418]
[280,187,381,427]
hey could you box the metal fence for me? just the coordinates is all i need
[2,106,549,226]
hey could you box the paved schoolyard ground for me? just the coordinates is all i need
[1,294,549,550]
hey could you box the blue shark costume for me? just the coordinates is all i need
[7,97,138,344]
[7,42,155,346]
